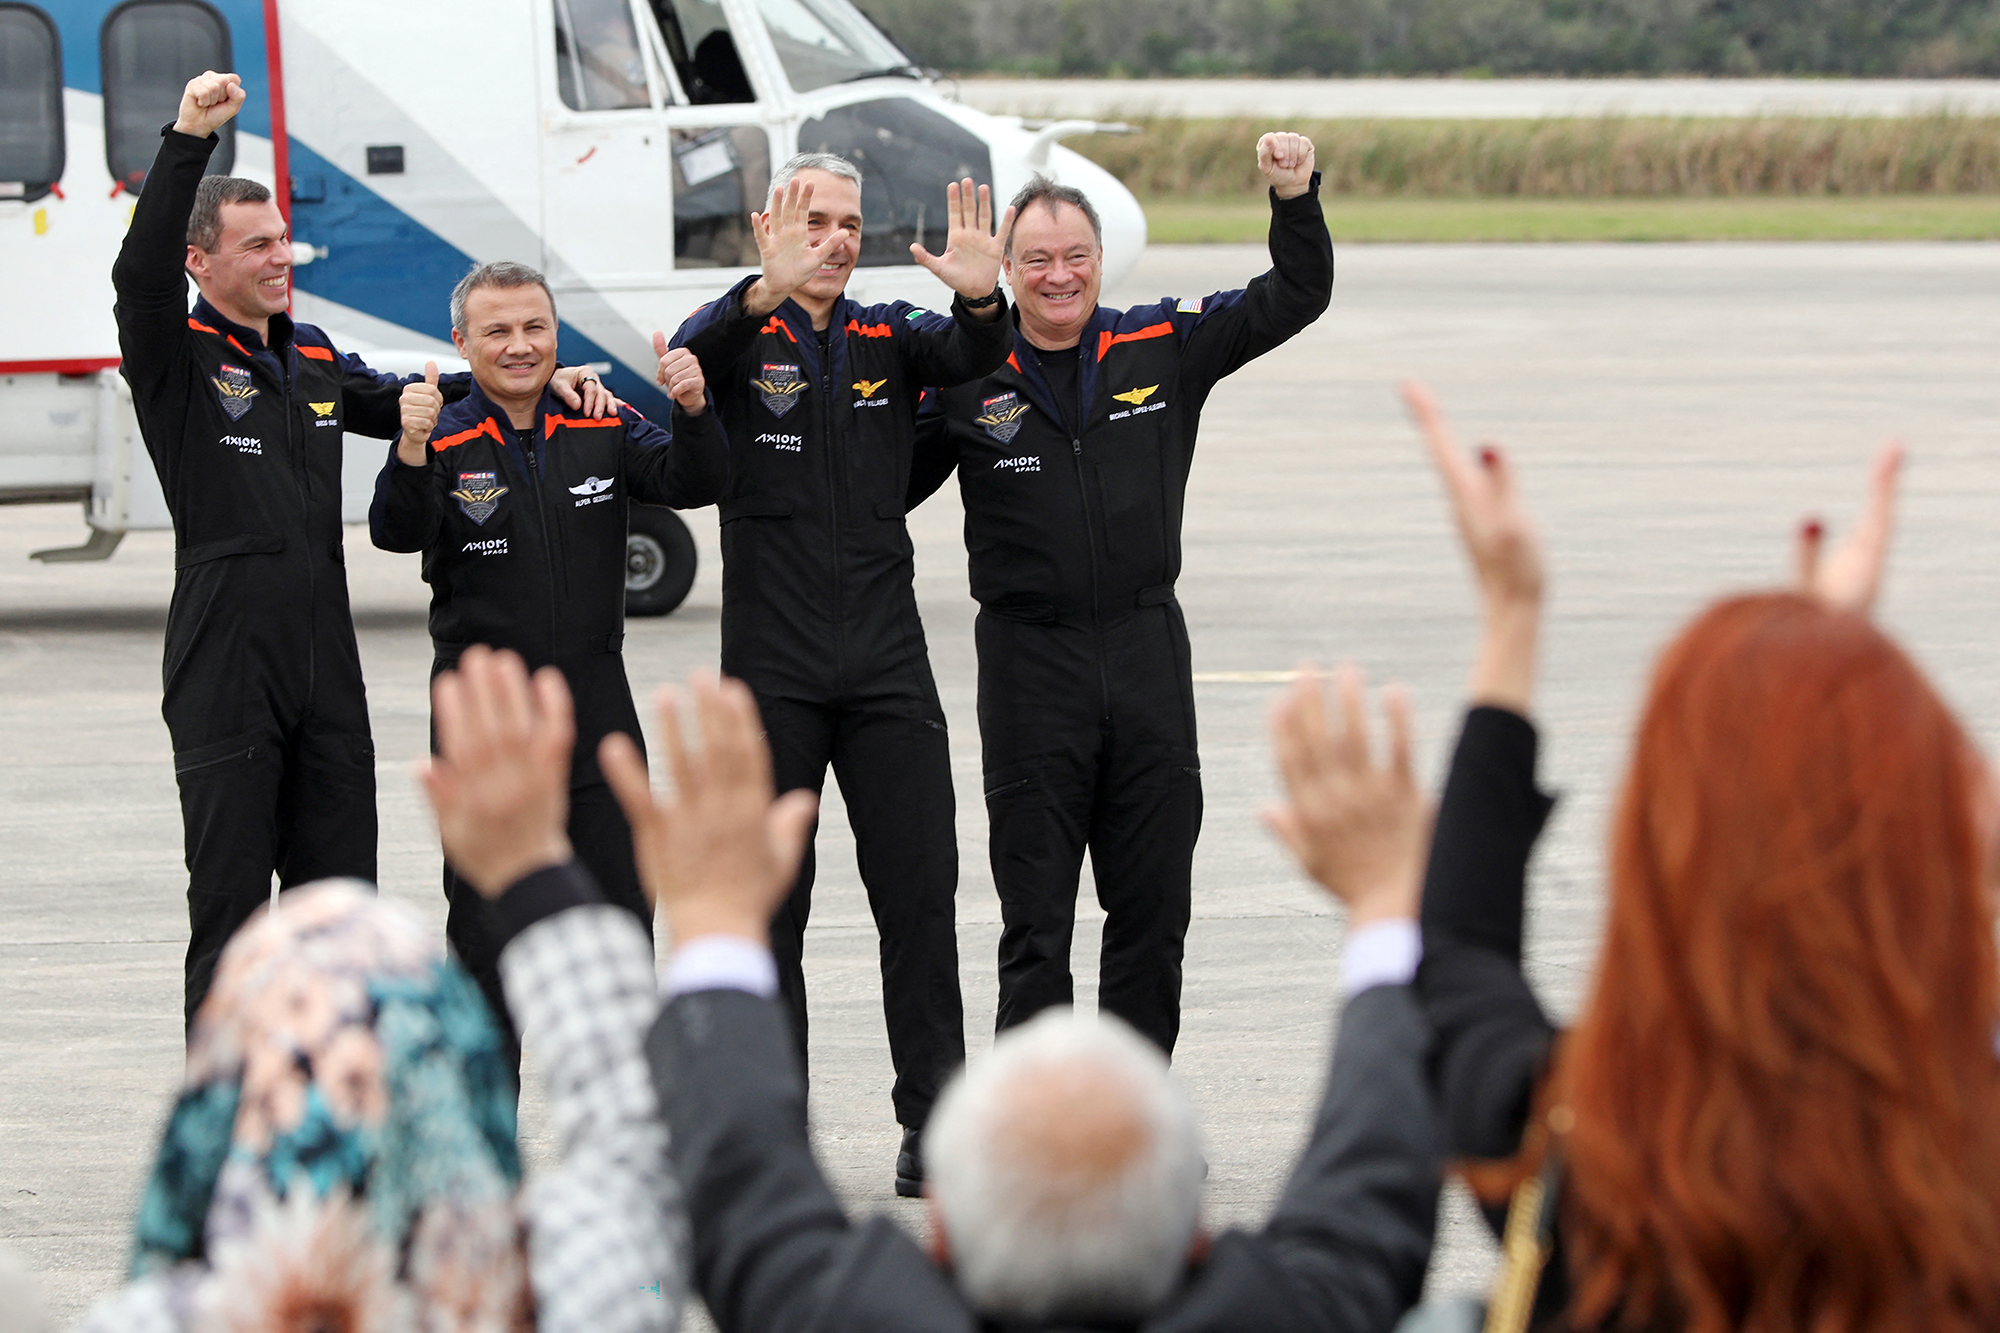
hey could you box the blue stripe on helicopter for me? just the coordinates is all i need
[287,137,670,417]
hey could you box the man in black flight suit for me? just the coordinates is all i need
[669,153,1012,1193]
[112,72,540,1026]
[911,133,1334,1057]
[371,261,725,1070]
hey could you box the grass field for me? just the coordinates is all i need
[1143,194,2000,243]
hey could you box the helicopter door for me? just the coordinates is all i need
[541,0,672,290]
[640,0,771,273]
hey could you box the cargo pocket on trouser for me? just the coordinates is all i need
[175,729,285,1026]
[986,756,1093,1031]
[276,722,378,890]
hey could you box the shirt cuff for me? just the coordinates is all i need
[663,934,778,999]
[1342,917,1421,996]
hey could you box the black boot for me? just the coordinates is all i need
[895,1126,925,1198]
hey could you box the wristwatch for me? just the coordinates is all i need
[960,287,1004,309]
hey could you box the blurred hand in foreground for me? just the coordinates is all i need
[1795,440,1903,616]
[1267,665,1426,928]
[599,675,818,947]
[423,645,575,897]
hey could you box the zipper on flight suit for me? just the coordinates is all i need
[818,323,846,686]
[1049,348,1114,714]
[522,425,563,650]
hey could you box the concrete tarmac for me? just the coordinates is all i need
[4,239,1998,1325]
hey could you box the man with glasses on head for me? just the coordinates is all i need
[667,151,1012,1194]
[910,133,1333,1061]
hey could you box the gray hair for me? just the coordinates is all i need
[1004,175,1101,256]
[924,1010,1204,1322]
[450,261,557,336]
[186,176,271,252]
[770,151,862,194]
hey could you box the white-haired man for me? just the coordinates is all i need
[410,630,1440,1329]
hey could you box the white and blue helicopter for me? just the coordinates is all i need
[0,0,1143,611]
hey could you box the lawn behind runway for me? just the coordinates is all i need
[1074,113,2000,241]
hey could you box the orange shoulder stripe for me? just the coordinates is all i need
[846,319,892,338]
[1096,321,1174,361]
[432,417,504,453]
[760,315,798,343]
[1006,351,1021,373]
[544,414,623,439]
[187,318,219,335]
[296,344,335,361]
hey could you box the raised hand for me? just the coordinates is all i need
[910,179,1012,303]
[1796,440,1903,616]
[173,71,245,140]
[1256,131,1316,200]
[396,361,443,465]
[1402,379,1543,712]
[422,646,576,899]
[550,365,616,416]
[598,675,818,946]
[654,336,707,414]
[1266,666,1426,927]
[748,177,838,307]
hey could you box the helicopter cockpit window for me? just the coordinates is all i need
[102,0,233,193]
[553,0,652,111]
[752,0,911,93]
[0,4,64,204]
[798,99,991,268]
[647,0,754,104]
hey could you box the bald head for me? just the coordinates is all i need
[924,1011,1204,1321]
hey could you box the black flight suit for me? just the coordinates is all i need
[671,277,1009,1131]
[112,127,463,1026]
[911,178,1334,1054]
[370,382,725,1067]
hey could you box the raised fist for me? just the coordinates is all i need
[1257,132,1315,200]
[173,71,245,140]
[397,362,443,465]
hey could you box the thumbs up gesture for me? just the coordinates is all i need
[397,361,443,465]
[655,332,706,414]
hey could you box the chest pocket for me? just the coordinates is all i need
[1090,362,1176,563]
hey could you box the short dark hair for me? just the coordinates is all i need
[450,260,557,336]
[1003,176,1101,257]
[186,176,272,252]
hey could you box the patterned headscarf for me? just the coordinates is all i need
[124,881,528,1332]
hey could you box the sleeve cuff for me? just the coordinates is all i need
[1342,917,1421,995]
[490,860,605,952]
[1271,170,1324,207]
[662,934,778,999]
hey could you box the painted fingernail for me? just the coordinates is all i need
[1478,446,1498,467]
[1803,520,1823,540]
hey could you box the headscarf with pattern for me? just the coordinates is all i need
[127,881,529,1332]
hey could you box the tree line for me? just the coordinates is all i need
[859,0,2000,79]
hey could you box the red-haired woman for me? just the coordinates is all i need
[1396,390,2000,1333]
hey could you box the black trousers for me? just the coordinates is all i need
[434,650,653,1073]
[757,686,964,1130]
[171,685,377,1029]
[976,603,1203,1055]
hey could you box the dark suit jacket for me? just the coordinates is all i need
[646,983,1440,1333]
[1414,705,1572,1326]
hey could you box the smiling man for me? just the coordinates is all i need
[668,152,1012,1193]
[111,72,513,1028]
[371,261,725,1071]
[910,135,1334,1060]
